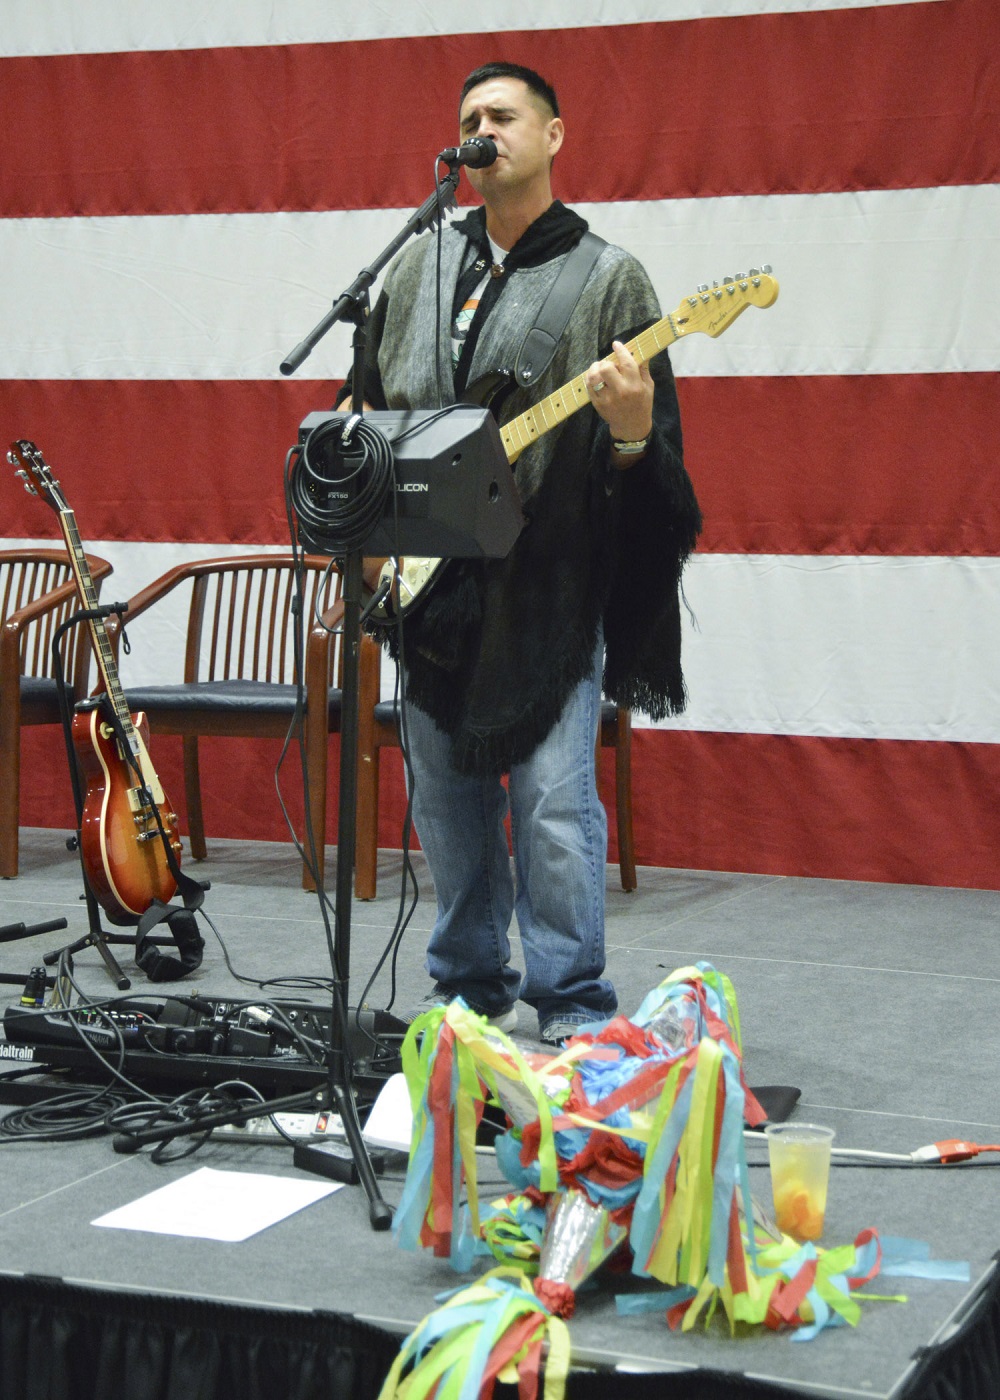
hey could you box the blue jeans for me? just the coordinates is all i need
[403,638,618,1035]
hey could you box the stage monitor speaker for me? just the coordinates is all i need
[297,406,524,558]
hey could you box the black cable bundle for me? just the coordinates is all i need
[290,413,394,554]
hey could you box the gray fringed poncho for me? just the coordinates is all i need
[355,201,702,775]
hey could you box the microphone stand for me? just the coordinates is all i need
[279,168,459,379]
[278,165,462,1231]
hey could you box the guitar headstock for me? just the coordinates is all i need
[671,266,779,340]
[8,439,68,515]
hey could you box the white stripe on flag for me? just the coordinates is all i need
[2,184,998,380]
[12,538,1000,744]
[0,0,945,58]
[655,553,1000,743]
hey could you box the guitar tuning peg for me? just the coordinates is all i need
[5,450,16,465]
[762,263,773,274]
[696,283,709,294]
[722,275,734,284]
[748,267,759,277]
[734,272,745,281]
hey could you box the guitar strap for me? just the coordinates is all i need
[135,887,206,983]
[512,230,607,389]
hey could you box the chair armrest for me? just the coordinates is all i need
[104,560,205,645]
[304,595,347,694]
[362,557,389,596]
[2,557,113,639]
[105,553,308,646]
[1,556,113,675]
[304,596,381,705]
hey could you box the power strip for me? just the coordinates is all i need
[214,1110,345,1142]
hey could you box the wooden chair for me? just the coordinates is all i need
[354,630,637,899]
[109,553,378,892]
[1,547,112,878]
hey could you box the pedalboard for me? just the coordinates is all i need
[1,996,406,1097]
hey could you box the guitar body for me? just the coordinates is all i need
[74,705,180,926]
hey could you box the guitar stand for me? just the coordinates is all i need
[49,605,175,992]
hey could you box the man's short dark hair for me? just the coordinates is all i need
[459,63,560,119]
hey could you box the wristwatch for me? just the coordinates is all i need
[611,435,650,455]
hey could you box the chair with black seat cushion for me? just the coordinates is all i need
[354,629,637,900]
[1,547,113,878]
[110,553,376,892]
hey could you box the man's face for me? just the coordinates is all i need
[457,77,563,201]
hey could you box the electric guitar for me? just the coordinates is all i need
[9,440,181,924]
[369,267,779,625]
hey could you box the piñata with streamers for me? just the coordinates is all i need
[381,964,888,1400]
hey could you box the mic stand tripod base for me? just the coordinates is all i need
[327,1077,393,1230]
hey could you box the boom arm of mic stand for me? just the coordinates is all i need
[279,170,460,377]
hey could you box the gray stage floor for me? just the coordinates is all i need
[2,828,999,1399]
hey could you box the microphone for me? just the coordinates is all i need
[437,136,498,169]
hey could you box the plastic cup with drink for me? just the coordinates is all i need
[764,1122,835,1241]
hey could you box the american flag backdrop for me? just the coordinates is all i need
[2,0,999,889]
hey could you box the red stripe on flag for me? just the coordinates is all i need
[679,371,1000,557]
[18,725,1000,889]
[5,373,997,557]
[338,732,1000,891]
[629,728,1000,890]
[16,730,343,853]
[3,378,333,546]
[2,0,997,218]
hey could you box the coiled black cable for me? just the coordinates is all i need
[290,413,394,554]
[0,1084,137,1142]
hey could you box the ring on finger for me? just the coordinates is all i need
[592,380,605,393]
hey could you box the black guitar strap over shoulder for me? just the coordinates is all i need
[513,230,607,389]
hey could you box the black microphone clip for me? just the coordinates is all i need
[437,136,498,169]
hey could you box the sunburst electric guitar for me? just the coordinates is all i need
[370,266,779,624]
[9,440,181,924]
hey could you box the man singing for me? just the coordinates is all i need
[340,62,701,1044]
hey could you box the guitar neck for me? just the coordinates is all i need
[59,508,139,755]
[499,313,679,464]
